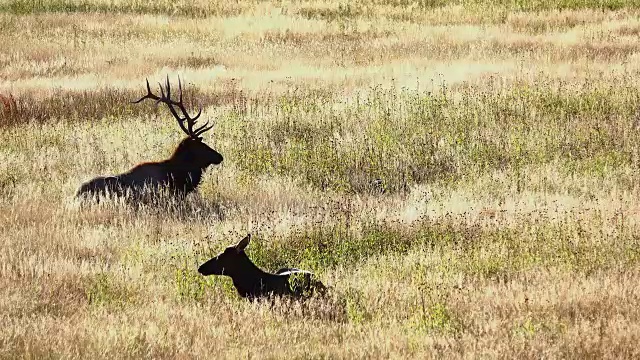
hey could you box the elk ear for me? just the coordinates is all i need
[235,234,251,253]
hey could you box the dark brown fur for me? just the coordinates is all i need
[198,234,326,300]
[76,137,222,201]
[77,77,223,202]
[0,93,18,122]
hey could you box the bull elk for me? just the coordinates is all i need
[76,77,223,202]
[198,234,327,300]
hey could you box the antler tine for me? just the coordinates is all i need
[172,77,204,136]
[174,76,194,133]
[164,77,202,137]
[133,76,213,138]
[153,78,191,135]
[131,79,159,104]
[193,120,214,137]
[158,82,166,100]
[185,107,204,135]
[165,75,171,101]
[192,107,202,121]
[192,117,208,132]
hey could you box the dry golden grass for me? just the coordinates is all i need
[2,1,640,359]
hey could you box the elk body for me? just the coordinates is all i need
[0,93,17,114]
[76,77,223,202]
[0,93,18,123]
[198,234,326,300]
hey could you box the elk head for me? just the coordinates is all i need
[198,234,251,276]
[133,76,223,168]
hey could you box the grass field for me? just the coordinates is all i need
[2,0,640,358]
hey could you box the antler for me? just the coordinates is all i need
[133,76,214,138]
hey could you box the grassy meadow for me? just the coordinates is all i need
[3,0,640,358]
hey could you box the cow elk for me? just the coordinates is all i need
[76,77,223,203]
[198,234,327,300]
[0,93,18,124]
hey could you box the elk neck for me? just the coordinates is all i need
[164,141,209,193]
[160,160,204,194]
[228,252,282,298]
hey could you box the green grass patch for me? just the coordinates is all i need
[207,210,640,282]
[85,272,139,308]
[3,0,639,20]
[0,0,244,17]
[226,77,640,194]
